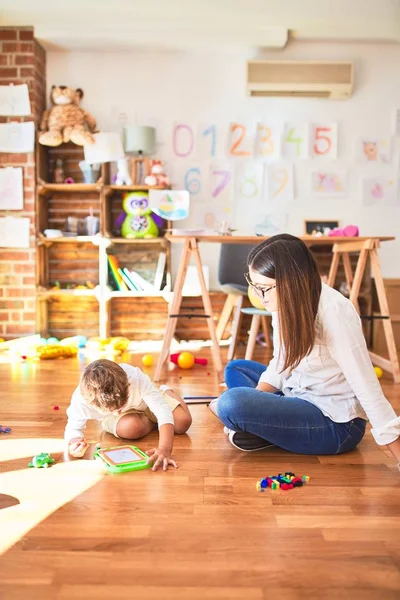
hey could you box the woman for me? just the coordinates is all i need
[214,234,400,466]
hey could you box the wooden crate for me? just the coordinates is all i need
[372,278,400,355]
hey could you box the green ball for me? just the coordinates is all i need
[47,337,59,345]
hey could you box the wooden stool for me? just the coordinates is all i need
[240,307,272,360]
[216,293,253,361]
[327,238,400,383]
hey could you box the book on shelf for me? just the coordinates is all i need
[153,251,166,291]
[107,255,128,291]
[107,253,166,294]
[118,268,137,291]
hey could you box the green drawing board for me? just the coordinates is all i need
[94,444,150,474]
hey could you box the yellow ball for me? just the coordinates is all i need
[374,366,383,379]
[248,285,265,310]
[177,351,195,369]
[141,354,153,367]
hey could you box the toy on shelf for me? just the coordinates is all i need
[28,453,55,468]
[374,366,383,379]
[142,354,153,367]
[121,191,159,239]
[39,85,97,147]
[170,351,208,369]
[256,472,310,492]
[115,157,133,186]
[144,160,171,189]
[0,425,11,434]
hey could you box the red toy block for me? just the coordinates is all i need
[280,483,294,490]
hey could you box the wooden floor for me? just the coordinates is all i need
[0,347,400,599]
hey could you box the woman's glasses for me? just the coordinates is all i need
[244,272,276,300]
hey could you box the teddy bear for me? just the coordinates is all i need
[39,86,97,147]
[144,160,170,188]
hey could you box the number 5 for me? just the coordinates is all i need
[314,127,332,155]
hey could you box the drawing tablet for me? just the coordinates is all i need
[94,444,150,474]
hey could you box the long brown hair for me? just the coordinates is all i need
[248,234,321,372]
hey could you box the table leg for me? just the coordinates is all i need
[191,239,223,378]
[154,239,192,382]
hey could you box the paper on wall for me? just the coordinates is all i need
[361,177,397,206]
[0,121,35,153]
[0,216,30,248]
[0,84,31,116]
[0,167,24,210]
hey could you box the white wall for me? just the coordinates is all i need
[47,42,400,287]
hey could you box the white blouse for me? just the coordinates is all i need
[260,283,400,446]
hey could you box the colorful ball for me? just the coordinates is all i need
[47,337,59,345]
[374,366,383,379]
[142,354,153,367]
[248,285,265,310]
[177,351,195,369]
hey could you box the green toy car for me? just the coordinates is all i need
[28,453,55,468]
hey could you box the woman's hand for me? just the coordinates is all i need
[146,446,178,471]
[68,437,89,458]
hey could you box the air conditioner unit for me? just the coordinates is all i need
[247,61,354,99]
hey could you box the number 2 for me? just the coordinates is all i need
[229,124,251,157]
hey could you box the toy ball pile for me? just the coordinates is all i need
[256,472,310,492]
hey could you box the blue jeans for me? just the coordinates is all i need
[218,359,366,455]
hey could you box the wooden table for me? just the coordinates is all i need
[154,235,399,383]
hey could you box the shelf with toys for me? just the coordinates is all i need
[36,141,173,339]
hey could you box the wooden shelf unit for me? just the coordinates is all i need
[35,143,172,339]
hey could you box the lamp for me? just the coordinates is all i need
[123,125,156,185]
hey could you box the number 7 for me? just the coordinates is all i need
[212,170,231,197]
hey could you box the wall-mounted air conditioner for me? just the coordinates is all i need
[247,60,354,99]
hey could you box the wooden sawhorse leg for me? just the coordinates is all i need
[328,238,400,383]
[154,238,223,382]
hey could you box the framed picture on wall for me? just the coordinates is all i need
[304,220,340,236]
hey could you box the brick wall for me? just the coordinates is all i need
[0,27,46,339]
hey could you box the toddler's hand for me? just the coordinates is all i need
[68,437,89,458]
[146,446,178,471]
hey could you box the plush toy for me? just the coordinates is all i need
[121,192,159,238]
[116,157,133,186]
[144,160,171,188]
[39,86,97,147]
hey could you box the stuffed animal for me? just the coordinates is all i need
[39,86,97,147]
[144,160,170,188]
[116,157,133,186]
[121,192,159,239]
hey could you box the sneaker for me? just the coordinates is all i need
[227,429,275,452]
[209,398,219,416]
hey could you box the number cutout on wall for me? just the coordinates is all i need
[312,123,338,159]
[282,123,309,160]
[173,123,196,158]
[255,123,281,160]
[267,162,294,202]
[228,122,253,157]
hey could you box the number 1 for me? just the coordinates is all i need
[203,125,216,157]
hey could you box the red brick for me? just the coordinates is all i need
[5,323,36,335]
[5,287,35,298]
[15,55,35,66]
[0,264,11,273]
[0,312,10,321]
[0,251,29,261]
[19,30,34,41]
[14,263,35,274]
[0,300,24,310]
[22,311,36,321]
[3,42,34,53]
[23,276,35,285]
[24,300,36,310]
[0,289,3,297]
[0,56,8,66]
[0,30,18,41]
[10,311,22,321]
[19,68,34,78]
[0,68,18,78]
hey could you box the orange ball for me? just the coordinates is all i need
[248,285,265,310]
[177,351,195,369]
